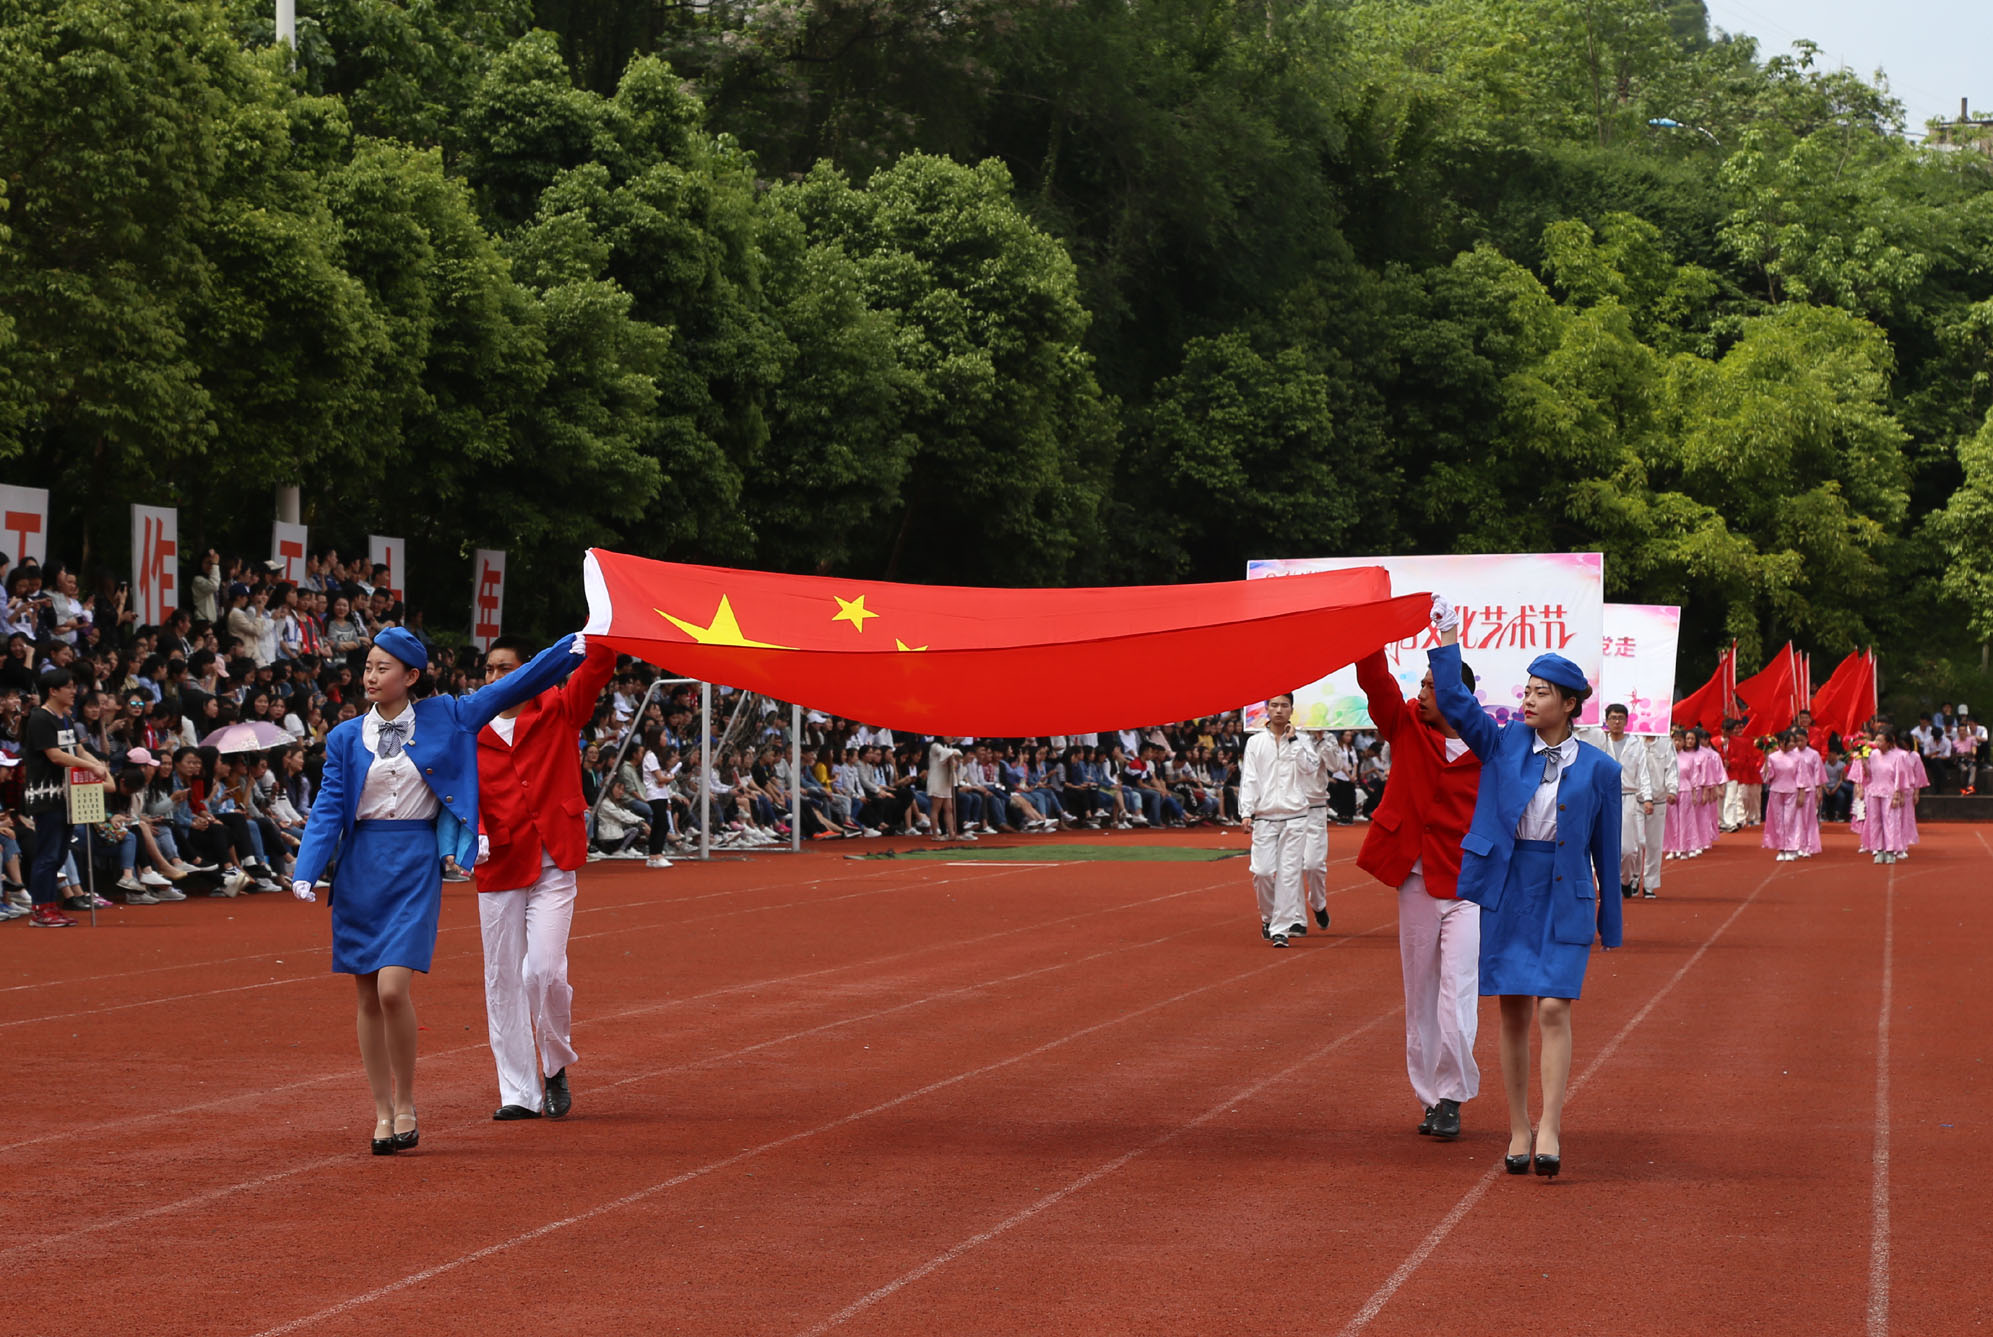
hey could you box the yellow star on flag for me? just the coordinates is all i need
[655,596,794,649]
[831,594,879,633]
[895,639,928,652]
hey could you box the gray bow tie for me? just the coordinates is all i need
[377,718,409,759]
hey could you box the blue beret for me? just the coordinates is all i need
[1527,652,1589,695]
[374,626,428,671]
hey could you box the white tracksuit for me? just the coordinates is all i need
[1580,727,1653,889]
[1301,732,1331,917]
[479,855,580,1112]
[1240,727,1323,935]
[1641,738,1678,893]
[1399,870,1481,1107]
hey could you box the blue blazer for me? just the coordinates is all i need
[1429,642,1623,950]
[294,635,582,886]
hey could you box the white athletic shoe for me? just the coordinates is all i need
[140,869,171,887]
[645,855,673,869]
[116,873,145,893]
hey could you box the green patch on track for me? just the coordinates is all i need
[860,843,1244,863]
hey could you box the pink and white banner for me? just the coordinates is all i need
[1245,552,1606,729]
[1600,603,1680,735]
[471,548,506,652]
[0,485,51,566]
[368,535,405,599]
[271,521,309,584]
[130,505,179,626]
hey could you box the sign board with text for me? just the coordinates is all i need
[271,521,309,584]
[131,504,179,626]
[0,485,51,566]
[1599,603,1680,736]
[471,548,506,652]
[368,535,405,599]
[1245,552,1606,730]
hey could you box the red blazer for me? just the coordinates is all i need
[1723,732,1763,784]
[1352,651,1484,899]
[473,642,617,893]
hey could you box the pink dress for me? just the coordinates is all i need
[1761,749,1803,851]
[1797,749,1824,854]
[1849,754,1871,850]
[1863,749,1912,854]
[1692,748,1722,850]
[1663,747,1695,853]
[1903,751,1929,847]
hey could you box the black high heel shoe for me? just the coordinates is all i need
[1505,1132,1534,1176]
[1533,1136,1561,1180]
[372,1120,397,1156]
[392,1110,419,1151]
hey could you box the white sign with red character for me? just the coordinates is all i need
[0,485,51,566]
[130,504,179,626]
[472,548,505,652]
[271,521,309,584]
[1599,603,1680,735]
[1245,552,1606,730]
[368,535,405,599]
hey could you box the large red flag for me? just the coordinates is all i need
[1672,646,1733,732]
[1809,650,1875,740]
[583,550,1430,736]
[1736,641,1799,738]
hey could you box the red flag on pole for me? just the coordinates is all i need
[1672,645,1734,732]
[582,550,1431,736]
[1736,642,1799,738]
[1809,650,1874,740]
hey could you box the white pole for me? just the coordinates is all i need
[275,0,295,48]
[699,682,712,862]
[276,484,300,526]
[791,702,802,852]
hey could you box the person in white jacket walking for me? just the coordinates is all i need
[1239,692,1324,948]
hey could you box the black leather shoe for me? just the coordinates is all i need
[1505,1132,1534,1175]
[492,1104,542,1121]
[392,1111,419,1150]
[1314,907,1330,930]
[1416,1106,1436,1136]
[1429,1098,1461,1140]
[1533,1144,1561,1180]
[544,1068,572,1120]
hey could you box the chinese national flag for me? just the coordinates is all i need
[583,550,1430,736]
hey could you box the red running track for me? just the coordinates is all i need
[3,825,1988,1336]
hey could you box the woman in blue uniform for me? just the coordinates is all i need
[1427,597,1621,1180]
[290,626,584,1155]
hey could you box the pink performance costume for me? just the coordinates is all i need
[1761,748,1805,856]
[1689,747,1722,852]
[1663,743,1697,857]
[1901,751,1929,850]
[1796,747,1825,856]
[1862,749,1914,859]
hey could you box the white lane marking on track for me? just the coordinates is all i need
[0,866,1283,1156]
[239,899,1387,1336]
[1334,866,1782,1337]
[793,1010,1399,1337]
[1866,861,1894,1337]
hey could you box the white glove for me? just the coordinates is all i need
[571,633,587,655]
[291,879,317,902]
[475,834,491,866]
[1430,595,1460,634]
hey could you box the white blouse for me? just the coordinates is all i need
[1516,733,1579,842]
[356,705,440,821]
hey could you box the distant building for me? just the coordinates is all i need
[1927,98,1993,158]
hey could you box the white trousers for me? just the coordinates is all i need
[1302,805,1329,913]
[1722,781,1761,829]
[1398,873,1480,1107]
[1617,791,1643,888]
[1250,813,1308,933]
[478,863,580,1110]
[1640,806,1668,892]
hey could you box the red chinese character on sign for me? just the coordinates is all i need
[1538,604,1573,650]
[1502,605,1540,650]
[278,539,303,581]
[474,560,503,643]
[139,517,175,623]
[1471,605,1507,650]
[4,510,41,563]
[1614,636,1637,658]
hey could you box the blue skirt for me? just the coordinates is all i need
[330,819,443,975]
[1478,839,1594,1000]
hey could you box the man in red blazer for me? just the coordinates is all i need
[475,633,617,1121]
[1355,649,1485,1141]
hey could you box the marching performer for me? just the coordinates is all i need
[1760,731,1811,862]
[1861,726,1913,864]
[290,627,586,1155]
[1429,597,1621,1182]
[1239,691,1323,948]
[1355,650,1485,1141]
[1721,725,1763,832]
[1795,732,1825,857]
[474,634,617,1122]
[1577,704,1651,900]
[1299,727,1332,935]
[1637,729,1678,897]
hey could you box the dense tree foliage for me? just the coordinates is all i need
[1,0,1990,697]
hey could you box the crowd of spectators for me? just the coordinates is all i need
[0,541,1397,919]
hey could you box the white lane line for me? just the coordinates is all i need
[1335,868,1780,1337]
[1866,861,1894,1337]
[241,910,1384,1336]
[0,869,1255,1156]
[794,1010,1398,1337]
